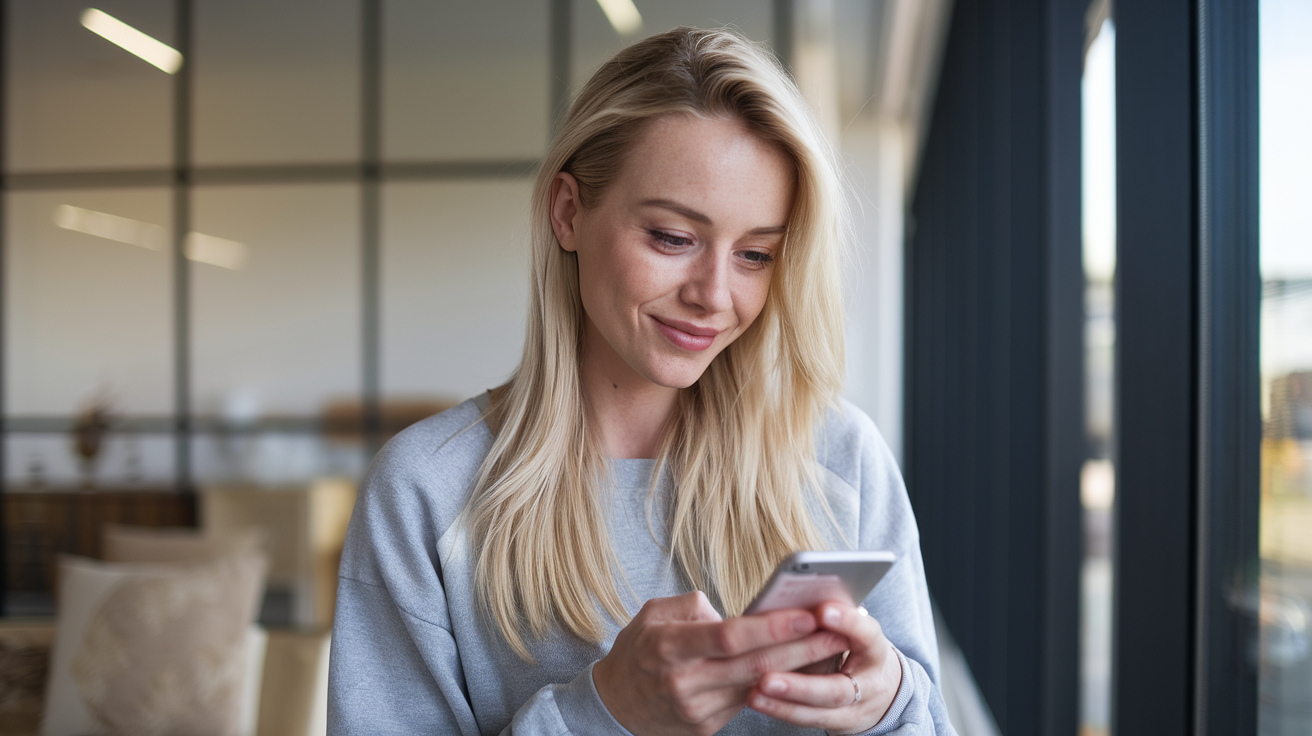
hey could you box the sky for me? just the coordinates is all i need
[1082,2,1311,281]
[1260,0,1312,280]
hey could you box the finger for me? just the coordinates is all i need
[704,630,850,686]
[816,601,887,653]
[755,671,858,708]
[666,608,818,659]
[679,684,753,728]
[640,590,724,623]
[795,653,843,675]
[748,690,852,732]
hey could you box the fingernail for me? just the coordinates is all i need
[823,607,841,627]
[792,614,815,634]
[764,678,786,695]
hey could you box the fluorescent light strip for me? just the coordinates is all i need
[55,204,166,251]
[596,0,642,36]
[55,205,249,271]
[185,233,250,271]
[80,8,182,74]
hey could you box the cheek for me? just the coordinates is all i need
[577,234,661,323]
[734,277,773,330]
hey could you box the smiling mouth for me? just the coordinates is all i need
[651,316,719,352]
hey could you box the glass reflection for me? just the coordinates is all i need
[384,0,549,161]
[193,0,359,165]
[1080,17,1115,736]
[6,0,173,171]
[4,189,174,416]
[1259,0,1312,733]
[191,184,360,420]
[381,181,530,401]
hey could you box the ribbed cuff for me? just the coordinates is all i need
[553,661,637,735]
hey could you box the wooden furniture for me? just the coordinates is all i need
[3,489,196,601]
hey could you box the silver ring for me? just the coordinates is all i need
[844,672,861,705]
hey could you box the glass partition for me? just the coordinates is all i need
[384,0,549,162]
[5,0,174,172]
[1258,0,1312,731]
[571,0,773,90]
[190,184,361,420]
[192,0,360,165]
[4,189,174,416]
[380,180,530,402]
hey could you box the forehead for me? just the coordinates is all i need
[607,115,796,228]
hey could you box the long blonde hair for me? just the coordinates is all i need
[468,27,849,660]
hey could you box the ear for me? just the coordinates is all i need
[549,172,583,252]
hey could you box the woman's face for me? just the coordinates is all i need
[551,114,795,390]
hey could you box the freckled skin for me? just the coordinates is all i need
[554,115,795,392]
[549,114,794,459]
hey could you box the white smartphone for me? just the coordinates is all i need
[743,550,896,615]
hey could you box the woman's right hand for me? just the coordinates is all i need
[592,591,851,736]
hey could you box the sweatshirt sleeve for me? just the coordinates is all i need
[824,404,957,736]
[327,415,638,736]
[329,576,636,735]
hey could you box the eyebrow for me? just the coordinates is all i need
[638,198,787,236]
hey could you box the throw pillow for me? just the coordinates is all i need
[42,553,267,736]
[102,523,265,565]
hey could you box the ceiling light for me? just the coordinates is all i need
[596,0,642,36]
[55,204,167,251]
[54,205,249,271]
[80,8,183,74]
[185,233,250,271]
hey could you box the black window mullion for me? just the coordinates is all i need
[1113,0,1261,732]
[0,0,10,615]
[362,0,382,454]
[1194,0,1261,731]
[1113,1,1199,733]
[173,0,194,492]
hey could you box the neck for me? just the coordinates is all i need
[579,321,679,460]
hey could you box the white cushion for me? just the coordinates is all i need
[41,554,266,736]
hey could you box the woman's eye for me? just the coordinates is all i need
[647,229,693,248]
[740,250,775,267]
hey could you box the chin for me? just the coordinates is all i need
[644,358,713,390]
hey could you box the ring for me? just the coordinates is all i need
[844,672,861,705]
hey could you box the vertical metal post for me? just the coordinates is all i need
[773,0,794,75]
[1113,1,1198,732]
[361,0,382,455]
[1193,0,1260,731]
[0,0,10,614]
[549,0,572,136]
[173,0,194,492]
[1040,0,1086,733]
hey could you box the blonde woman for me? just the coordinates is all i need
[329,27,953,736]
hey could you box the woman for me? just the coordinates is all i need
[329,27,953,736]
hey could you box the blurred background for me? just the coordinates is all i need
[0,1,1306,735]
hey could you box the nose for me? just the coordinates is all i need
[680,244,734,314]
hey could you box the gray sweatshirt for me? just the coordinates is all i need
[328,394,955,735]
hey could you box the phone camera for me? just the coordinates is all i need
[797,563,812,572]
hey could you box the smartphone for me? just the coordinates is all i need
[743,550,896,615]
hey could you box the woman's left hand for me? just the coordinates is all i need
[747,601,902,734]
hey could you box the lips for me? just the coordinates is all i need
[651,316,720,351]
